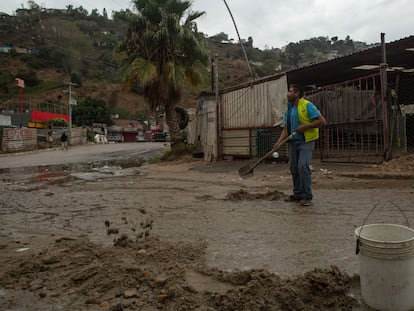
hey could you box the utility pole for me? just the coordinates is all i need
[15,78,25,113]
[214,54,221,159]
[63,81,78,144]
[379,33,390,160]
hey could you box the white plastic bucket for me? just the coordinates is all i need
[355,224,414,311]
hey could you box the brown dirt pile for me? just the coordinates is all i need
[0,237,358,310]
[225,189,285,201]
[368,154,414,173]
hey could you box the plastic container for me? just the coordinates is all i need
[355,224,414,311]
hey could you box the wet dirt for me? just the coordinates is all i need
[1,152,414,310]
[224,189,285,201]
[0,237,358,311]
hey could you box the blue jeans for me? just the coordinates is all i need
[288,140,315,200]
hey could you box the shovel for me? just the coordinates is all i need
[238,132,296,179]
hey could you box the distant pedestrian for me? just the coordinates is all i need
[60,132,68,150]
[47,131,53,148]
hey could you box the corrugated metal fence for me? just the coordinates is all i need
[220,75,288,158]
[196,71,410,163]
[188,98,218,161]
[221,75,287,129]
[306,73,386,162]
[391,74,414,156]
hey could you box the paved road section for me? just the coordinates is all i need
[0,142,168,169]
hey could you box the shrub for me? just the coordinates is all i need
[49,118,68,127]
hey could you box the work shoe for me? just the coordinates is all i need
[300,198,312,206]
[284,195,302,202]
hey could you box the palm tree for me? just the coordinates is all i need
[117,0,209,154]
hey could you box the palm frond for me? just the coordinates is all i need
[120,0,209,114]
[184,10,205,27]
[126,58,157,85]
[167,61,186,87]
[185,68,204,88]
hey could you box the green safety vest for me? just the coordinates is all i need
[298,98,319,143]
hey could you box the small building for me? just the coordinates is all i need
[107,126,122,142]
[0,12,10,19]
[111,119,145,142]
[14,47,28,54]
[0,45,12,54]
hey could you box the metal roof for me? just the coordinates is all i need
[218,35,414,94]
[287,35,414,87]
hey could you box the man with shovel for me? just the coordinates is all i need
[275,84,326,206]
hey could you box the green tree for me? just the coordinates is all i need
[0,71,13,98]
[117,0,208,154]
[209,32,229,43]
[285,42,302,67]
[15,69,39,87]
[66,4,74,13]
[72,96,113,126]
[27,0,40,10]
[90,8,100,18]
[77,6,88,16]
[70,71,82,87]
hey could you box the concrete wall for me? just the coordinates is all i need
[70,128,87,146]
[0,127,37,152]
[0,127,87,153]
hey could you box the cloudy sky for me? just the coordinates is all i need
[1,0,413,49]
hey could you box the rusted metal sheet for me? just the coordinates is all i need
[306,73,386,163]
[221,127,287,159]
[192,98,218,161]
[1,127,37,152]
[221,75,287,129]
[222,129,251,156]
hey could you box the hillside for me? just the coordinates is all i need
[0,6,372,119]
[0,8,149,118]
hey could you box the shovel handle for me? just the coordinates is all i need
[274,131,297,151]
[249,131,296,171]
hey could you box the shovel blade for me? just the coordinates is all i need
[238,165,254,179]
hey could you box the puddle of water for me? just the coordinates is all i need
[0,158,146,184]
[71,167,142,181]
[0,286,7,298]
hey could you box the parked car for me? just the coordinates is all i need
[107,133,123,143]
[152,132,167,142]
[136,134,145,142]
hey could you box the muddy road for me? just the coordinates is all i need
[0,145,413,310]
[0,142,167,169]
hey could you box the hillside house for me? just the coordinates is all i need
[108,119,145,143]
[0,12,9,19]
[0,45,12,54]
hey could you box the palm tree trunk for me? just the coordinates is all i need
[164,104,186,154]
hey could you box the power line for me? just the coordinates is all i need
[222,0,255,80]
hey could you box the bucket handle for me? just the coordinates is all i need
[356,202,410,255]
